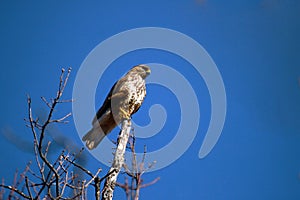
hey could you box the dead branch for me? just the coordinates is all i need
[0,68,101,199]
[102,119,132,200]
[117,133,160,200]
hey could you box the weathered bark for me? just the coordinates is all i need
[102,119,131,200]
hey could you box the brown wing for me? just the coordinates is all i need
[92,81,116,125]
[92,76,129,125]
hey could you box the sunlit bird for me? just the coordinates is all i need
[82,65,151,150]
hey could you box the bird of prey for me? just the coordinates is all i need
[82,64,151,150]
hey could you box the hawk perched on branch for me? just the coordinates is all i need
[83,65,151,150]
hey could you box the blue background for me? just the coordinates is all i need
[1,1,300,199]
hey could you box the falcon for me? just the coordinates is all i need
[82,64,151,150]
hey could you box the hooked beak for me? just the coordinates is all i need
[145,68,151,76]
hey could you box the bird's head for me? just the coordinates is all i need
[131,64,151,79]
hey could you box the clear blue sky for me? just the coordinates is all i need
[0,1,300,199]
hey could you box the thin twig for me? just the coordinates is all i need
[62,155,94,178]
[0,184,31,199]
[57,99,73,103]
[36,68,72,197]
[85,168,102,187]
[139,177,160,189]
[41,96,52,108]
[27,96,38,146]
[50,112,72,123]
[25,177,33,199]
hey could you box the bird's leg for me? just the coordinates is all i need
[119,108,130,120]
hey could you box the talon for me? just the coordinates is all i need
[120,108,130,119]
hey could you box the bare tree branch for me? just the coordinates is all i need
[1,67,159,200]
[50,112,72,124]
[117,133,159,200]
[0,184,31,199]
[62,155,95,179]
[102,119,132,200]
[25,176,33,199]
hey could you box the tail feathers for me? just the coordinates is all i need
[82,126,105,150]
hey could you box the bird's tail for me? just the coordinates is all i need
[82,126,106,150]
